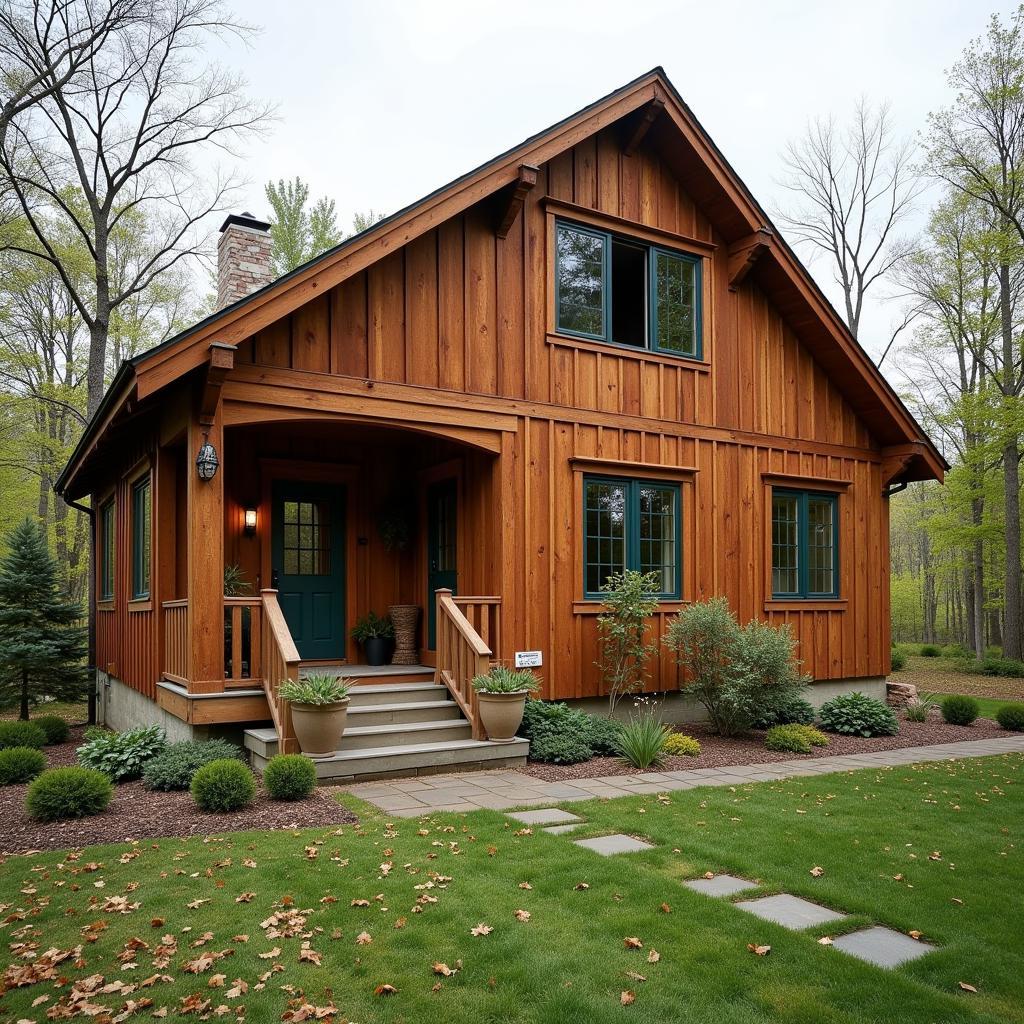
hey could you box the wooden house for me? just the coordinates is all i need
[55,69,944,780]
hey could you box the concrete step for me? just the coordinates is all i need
[245,717,473,755]
[346,683,450,708]
[348,699,462,727]
[249,736,530,783]
[302,664,435,687]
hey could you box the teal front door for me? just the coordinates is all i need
[426,478,457,649]
[271,481,346,661]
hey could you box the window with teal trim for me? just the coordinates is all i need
[99,499,115,601]
[131,476,151,600]
[555,220,702,359]
[584,476,680,598]
[771,489,838,599]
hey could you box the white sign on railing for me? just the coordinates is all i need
[514,650,543,669]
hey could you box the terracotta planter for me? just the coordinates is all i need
[476,690,530,743]
[389,604,421,665]
[288,698,350,758]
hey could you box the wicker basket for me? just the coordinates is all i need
[388,604,421,665]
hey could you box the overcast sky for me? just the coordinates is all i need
[215,0,1017,379]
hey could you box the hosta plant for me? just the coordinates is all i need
[818,692,898,738]
[77,725,166,781]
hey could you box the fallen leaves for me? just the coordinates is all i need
[574,882,590,890]
[747,943,772,956]
[623,937,643,949]
[958,982,978,993]
[298,942,322,965]
[620,989,636,1005]
[513,909,531,922]
[355,931,373,945]
[647,949,660,964]
[470,923,493,937]
[257,947,282,960]
[809,866,825,877]
[374,984,398,996]
[234,892,255,903]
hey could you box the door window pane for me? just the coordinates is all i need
[557,224,605,337]
[433,488,456,572]
[771,493,799,595]
[654,250,697,355]
[282,499,330,576]
[584,480,626,594]
[639,484,677,595]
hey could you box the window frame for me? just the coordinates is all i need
[130,474,152,601]
[770,488,839,600]
[99,497,115,602]
[582,474,682,601]
[555,218,703,360]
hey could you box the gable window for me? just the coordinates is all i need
[771,489,838,599]
[99,498,115,601]
[583,476,680,599]
[555,220,702,358]
[131,476,151,600]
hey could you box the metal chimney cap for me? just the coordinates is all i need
[219,211,271,233]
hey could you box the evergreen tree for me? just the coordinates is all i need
[265,177,345,276]
[0,518,86,719]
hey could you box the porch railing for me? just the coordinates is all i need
[452,595,501,654]
[225,596,262,686]
[435,588,498,741]
[162,600,189,685]
[259,588,300,754]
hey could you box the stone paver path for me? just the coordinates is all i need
[831,926,935,968]
[506,808,582,826]
[573,834,655,855]
[341,735,1024,816]
[684,873,758,897]
[735,893,847,929]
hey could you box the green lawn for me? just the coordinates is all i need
[1,755,1021,1023]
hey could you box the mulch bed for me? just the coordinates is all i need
[0,727,357,857]
[519,711,1013,782]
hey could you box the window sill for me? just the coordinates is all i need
[764,599,847,612]
[547,333,710,372]
[573,599,687,615]
[98,601,115,613]
[128,599,152,613]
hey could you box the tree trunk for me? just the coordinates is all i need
[20,668,29,720]
[999,259,1022,659]
[973,531,986,658]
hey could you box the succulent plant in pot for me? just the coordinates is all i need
[350,612,394,667]
[278,673,353,758]
[470,665,541,742]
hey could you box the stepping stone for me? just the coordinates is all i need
[831,926,935,968]
[543,822,584,835]
[685,874,758,897]
[506,808,582,826]
[573,834,654,855]
[734,894,846,930]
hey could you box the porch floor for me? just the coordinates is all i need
[300,663,433,680]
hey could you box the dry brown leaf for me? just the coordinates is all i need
[234,893,255,904]
[355,932,373,945]
[625,971,646,983]
[958,982,978,993]
[908,930,924,941]
[470,923,493,937]
[647,949,660,964]
[747,944,771,956]
[257,947,282,960]
[374,984,398,996]
[659,903,671,914]
[207,974,226,988]
[620,990,635,1005]
[514,910,531,922]
[623,937,643,949]
[818,936,833,945]
[574,882,589,890]
[809,866,824,877]
[518,882,532,890]
[432,962,456,977]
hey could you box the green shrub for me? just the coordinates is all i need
[263,754,316,800]
[941,694,980,726]
[996,704,1024,731]
[141,739,245,791]
[596,570,661,712]
[903,692,938,722]
[662,733,701,757]
[890,648,907,672]
[581,715,622,756]
[528,732,593,765]
[765,723,830,754]
[818,692,899,738]
[77,724,165,781]
[615,713,671,769]
[920,644,941,657]
[349,611,394,642]
[33,715,70,745]
[940,643,970,660]
[191,758,256,812]
[26,766,113,820]
[750,693,816,730]
[0,746,47,784]
[978,657,1024,678]
[664,598,810,737]
[82,725,108,742]
[0,721,46,750]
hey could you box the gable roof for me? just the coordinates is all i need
[57,67,944,498]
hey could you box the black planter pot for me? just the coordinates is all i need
[364,636,391,667]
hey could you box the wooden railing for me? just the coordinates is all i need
[435,589,498,741]
[162,600,189,685]
[260,588,301,754]
[452,596,501,655]
[225,597,262,686]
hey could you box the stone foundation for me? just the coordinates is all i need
[97,670,204,742]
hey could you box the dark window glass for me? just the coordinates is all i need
[807,496,835,596]
[100,500,115,601]
[282,499,330,576]
[131,477,151,600]
[654,250,697,355]
[638,484,677,595]
[584,480,626,596]
[771,489,838,598]
[556,224,605,337]
[771,493,799,596]
[611,239,646,347]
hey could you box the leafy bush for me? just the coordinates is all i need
[581,715,622,756]
[615,712,671,769]
[941,694,979,726]
[471,665,541,694]
[141,739,245,791]
[528,732,593,765]
[890,648,907,672]
[26,766,112,820]
[940,643,970,660]
[191,758,256,812]
[818,692,899,738]
[662,733,701,757]
[596,570,660,712]
[664,598,810,737]
[350,611,394,642]
[977,657,1024,678]
[920,644,941,657]
[0,746,47,784]
[0,720,46,750]
[82,725,108,742]
[279,673,351,704]
[996,704,1024,731]
[77,724,165,781]
[765,723,830,754]
[33,715,70,744]
[750,692,816,730]
[264,754,317,800]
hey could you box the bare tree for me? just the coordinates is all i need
[775,99,921,341]
[1,0,272,415]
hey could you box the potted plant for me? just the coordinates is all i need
[470,665,540,742]
[278,673,352,758]
[350,612,394,666]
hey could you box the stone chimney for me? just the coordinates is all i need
[217,212,272,310]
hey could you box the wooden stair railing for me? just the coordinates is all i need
[225,596,262,687]
[435,589,500,741]
[162,600,189,685]
[259,588,301,754]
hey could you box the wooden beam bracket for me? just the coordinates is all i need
[496,164,539,239]
[727,227,773,290]
[198,341,236,426]
[623,95,666,157]
[880,443,922,490]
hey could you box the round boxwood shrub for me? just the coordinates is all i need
[0,746,47,785]
[751,693,816,730]
[765,723,830,754]
[0,721,47,750]
[33,715,70,745]
[941,694,980,726]
[528,731,593,765]
[263,753,317,800]
[191,758,256,812]
[996,704,1024,731]
[818,691,899,738]
[581,715,622,756]
[26,766,113,821]
[662,733,701,757]
[142,739,245,791]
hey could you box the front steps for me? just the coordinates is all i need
[243,677,528,783]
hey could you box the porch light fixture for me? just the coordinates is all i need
[196,439,219,481]
[244,507,257,535]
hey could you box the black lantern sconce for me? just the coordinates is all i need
[196,438,219,481]
[243,507,258,535]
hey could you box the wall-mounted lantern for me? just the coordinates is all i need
[244,507,258,535]
[196,440,219,481]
